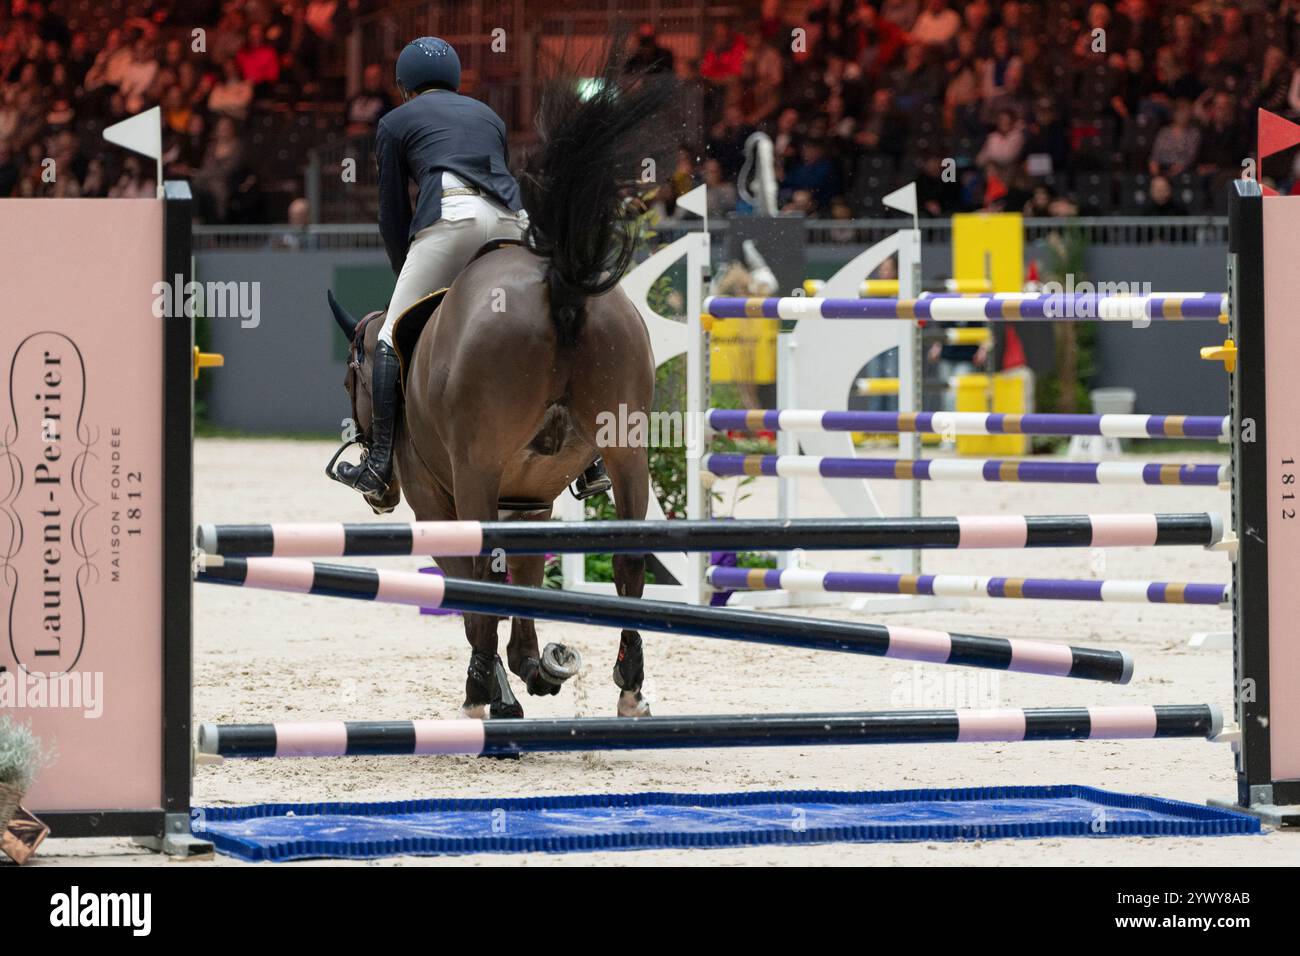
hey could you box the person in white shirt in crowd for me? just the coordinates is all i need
[910,0,961,49]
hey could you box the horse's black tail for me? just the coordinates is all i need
[520,42,675,346]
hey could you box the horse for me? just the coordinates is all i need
[325,53,672,720]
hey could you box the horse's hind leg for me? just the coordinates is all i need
[450,465,519,719]
[603,444,651,717]
[506,553,581,697]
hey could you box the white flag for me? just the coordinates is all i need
[881,181,917,218]
[677,184,707,218]
[103,107,162,160]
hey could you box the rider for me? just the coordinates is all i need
[333,36,611,503]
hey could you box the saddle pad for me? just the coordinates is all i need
[196,785,1258,861]
[391,290,446,384]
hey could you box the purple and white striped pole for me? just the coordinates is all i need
[702,454,1228,486]
[197,704,1223,758]
[196,557,1136,683]
[705,409,1231,440]
[703,293,1228,322]
[706,567,1230,606]
[195,513,1224,557]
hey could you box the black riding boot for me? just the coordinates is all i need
[572,457,613,500]
[335,341,400,498]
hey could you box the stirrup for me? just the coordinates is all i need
[569,476,612,500]
[326,440,387,492]
[342,458,390,496]
[325,439,394,513]
[570,462,613,500]
[324,438,365,485]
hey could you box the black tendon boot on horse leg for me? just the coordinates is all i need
[333,340,400,509]
[488,656,524,720]
[459,540,510,719]
[614,629,649,717]
[463,649,496,720]
[611,552,651,717]
[484,657,524,759]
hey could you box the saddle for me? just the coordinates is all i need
[387,237,526,386]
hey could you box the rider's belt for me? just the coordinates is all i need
[442,187,481,197]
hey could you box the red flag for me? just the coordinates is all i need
[984,171,1008,205]
[1001,326,1026,370]
[1259,109,1300,162]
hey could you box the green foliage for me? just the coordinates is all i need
[1036,225,1095,414]
[652,376,690,519]
[646,272,679,318]
[543,556,564,588]
[1044,223,1089,279]
[0,716,46,792]
[581,551,619,583]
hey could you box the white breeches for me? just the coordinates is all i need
[378,175,528,347]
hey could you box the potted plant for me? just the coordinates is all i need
[0,716,47,864]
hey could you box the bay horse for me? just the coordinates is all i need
[326,54,672,720]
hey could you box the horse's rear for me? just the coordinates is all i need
[402,244,653,518]
[398,242,656,719]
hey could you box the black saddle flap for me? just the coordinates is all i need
[391,291,445,376]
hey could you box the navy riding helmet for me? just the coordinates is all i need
[395,36,462,95]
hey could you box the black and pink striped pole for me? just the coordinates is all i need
[195,513,1224,558]
[196,556,1135,683]
[197,704,1222,758]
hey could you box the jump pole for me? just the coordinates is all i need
[195,512,1224,558]
[703,455,1227,486]
[706,567,1230,607]
[196,557,1135,683]
[706,409,1231,440]
[801,277,994,296]
[704,293,1228,321]
[197,705,1222,758]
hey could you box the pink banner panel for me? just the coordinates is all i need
[1262,198,1300,783]
[1,198,165,813]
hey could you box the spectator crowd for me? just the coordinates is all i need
[5,0,1300,222]
[681,0,1300,218]
[0,0,389,219]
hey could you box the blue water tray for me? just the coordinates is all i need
[197,785,1259,862]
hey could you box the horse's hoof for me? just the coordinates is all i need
[490,699,525,719]
[617,690,651,718]
[459,703,489,720]
[539,643,582,686]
